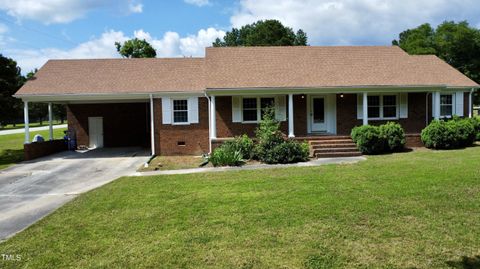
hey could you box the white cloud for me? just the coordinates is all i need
[5,28,225,72]
[0,0,143,24]
[0,23,7,34]
[184,0,211,7]
[128,0,143,13]
[231,0,480,45]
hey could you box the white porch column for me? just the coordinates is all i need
[48,102,53,140]
[288,94,294,138]
[469,89,473,118]
[362,92,368,125]
[23,101,30,144]
[210,95,217,139]
[434,91,441,120]
[149,94,155,156]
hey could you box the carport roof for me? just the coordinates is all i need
[15,57,206,96]
[15,46,479,98]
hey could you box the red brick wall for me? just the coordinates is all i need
[24,139,67,161]
[214,95,309,138]
[336,93,429,135]
[67,103,149,148]
[154,98,209,155]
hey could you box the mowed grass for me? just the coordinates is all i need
[1,147,480,268]
[0,120,64,130]
[0,128,66,170]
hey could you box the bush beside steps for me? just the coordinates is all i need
[351,122,406,154]
[205,107,309,167]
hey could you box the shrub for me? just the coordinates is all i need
[452,118,476,147]
[351,125,385,154]
[208,144,244,167]
[421,118,476,149]
[254,107,285,161]
[223,134,255,159]
[379,122,406,152]
[254,106,309,164]
[469,116,480,141]
[262,140,309,164]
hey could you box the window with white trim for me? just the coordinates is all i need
[172,99,188,123]
[367,94,398,119]
[242,97,275,122]
[440,94,453,117]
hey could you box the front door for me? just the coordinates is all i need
[311,97,326,132]
[88,117,104,148]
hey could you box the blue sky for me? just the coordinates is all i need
[1,0,479,73]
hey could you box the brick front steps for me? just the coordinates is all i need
[296,135,362,158]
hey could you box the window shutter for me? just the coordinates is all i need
[232,96,241,122]
[399,93,408,118]
[188,97,199,123]
[275,95,287,121]
[162,97,171,124]
[357,94,363,120]
[455,92,464,117]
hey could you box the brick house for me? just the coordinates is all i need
[15,46,478,157]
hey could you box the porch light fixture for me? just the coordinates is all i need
[301,94,305,99]
[340,93,344,98]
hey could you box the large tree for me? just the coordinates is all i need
[115,38,157,58]
[393,21,480,104]
[0,54,23,127]
[213,19,308,47]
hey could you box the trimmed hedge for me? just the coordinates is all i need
[351,122,406,154]
[421,117,476,149]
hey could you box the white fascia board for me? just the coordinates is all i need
[14,91,204,102]
[205,85,449,96]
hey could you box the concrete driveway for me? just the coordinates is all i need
[0,147,149,240]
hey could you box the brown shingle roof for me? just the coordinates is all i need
[205,46,478,89]
[15,46,478,96]
[16,57,205,95]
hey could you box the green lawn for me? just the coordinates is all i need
[1,147,480,268]
[0,128,66,170]
[0,120,64,130]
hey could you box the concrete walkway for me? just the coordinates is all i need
[0,147,149,240]
[134,156,366,176]
[0,124,67,136]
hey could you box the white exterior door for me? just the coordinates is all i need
[88,117,104,148]
[311,97,327,132]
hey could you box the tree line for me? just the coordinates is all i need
[0,57,66,127]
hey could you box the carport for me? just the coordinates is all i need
[18,94,157,160]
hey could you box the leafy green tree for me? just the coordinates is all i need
[393,21,480,104]
[213,19,308,47]
[0,54,23,127]
[24,70,47,125]
[115,38,157,58]
[392,23,436,54]
[53,104,66,123]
